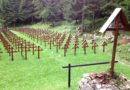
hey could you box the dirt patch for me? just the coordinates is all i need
[119,39,130,45]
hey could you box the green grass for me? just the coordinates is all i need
[23,21,77,33]
[117,44,130,62]
[0,27,130,90]
[26,23,50,30]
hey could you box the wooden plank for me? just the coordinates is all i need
[99,8,121,33]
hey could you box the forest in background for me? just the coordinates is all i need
[0,0,130,31]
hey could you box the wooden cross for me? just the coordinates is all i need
[44,39,47,47]
[31,43,37,55]
[8,46,17,61]
[55,41,59,53]
[102,41,107,52]
[62,44,68,57]
[82,40,89,55]
[7,45,11,56]
[0,49,3,57]
[58,40,62,49]
[24,42,36,55]
[38,46,40,59]
[33,46,43,59]
[48,40,52,49]
[92,42,98,54]
[20,43,24,55]
[10,47,14,61]
[20,41,29,60]
[72,43,79,56]
[91,39,95,50]
[24,41,27,60]
[16,42,20,51]
[33,44,43,59]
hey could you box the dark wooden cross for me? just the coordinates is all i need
[0,49,3,57]
[10,47,14,61]
[34,46,43,59]
[31,43,37,55]
[102,41,107,52]
[82,40,89,55]
[48,40,52,49]
[8,46,17,61]
[58,40,63,49]
[55,41,59,53]
[19,41,29,60]
[92,42,98,54]
[91,39,95,50]
[24,41,27,60]
[72,43,79,56]
[38,46,40,59]
[44,39,47,47]
[62,44,68,57]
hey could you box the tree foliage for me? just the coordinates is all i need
[0,0,129,29]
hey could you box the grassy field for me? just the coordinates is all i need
[0,24,130,90]
[23,22,77,33]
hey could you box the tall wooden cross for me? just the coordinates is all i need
[99,8,130,77]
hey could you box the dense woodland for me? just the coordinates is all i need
[0,0,130,31]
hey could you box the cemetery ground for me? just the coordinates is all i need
[0,23,130,90]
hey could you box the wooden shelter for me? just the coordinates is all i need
[99,8,130,77]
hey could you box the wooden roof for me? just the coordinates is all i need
[99,8,130,33]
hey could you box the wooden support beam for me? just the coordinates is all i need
[110,16,119,77]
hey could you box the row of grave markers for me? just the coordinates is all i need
[0,28,42,61]
[14,28,108,57]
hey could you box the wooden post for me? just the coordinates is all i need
[18,43,20,51]
[55,41,59,53]
[72,43,78,56]
[32,43,35,55]
[38,46,40,59]
[74,46,76,56]
[56,44,58,53]
[11,47,14,61]
[110,17,119,77]
[58,41,61,49]
[44,40,47,47]
[102,41,107,52]
[64,49,67,57]
[68,64,71,88]
[8,45,11,56]
[92,42,98,54]
[49,40,52,49]
[91,39,95,50]
[20,43,23,55]
[25,42,27,60]
[82,41,88,55]
[64,44,68,57]
[83,48,86,55]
